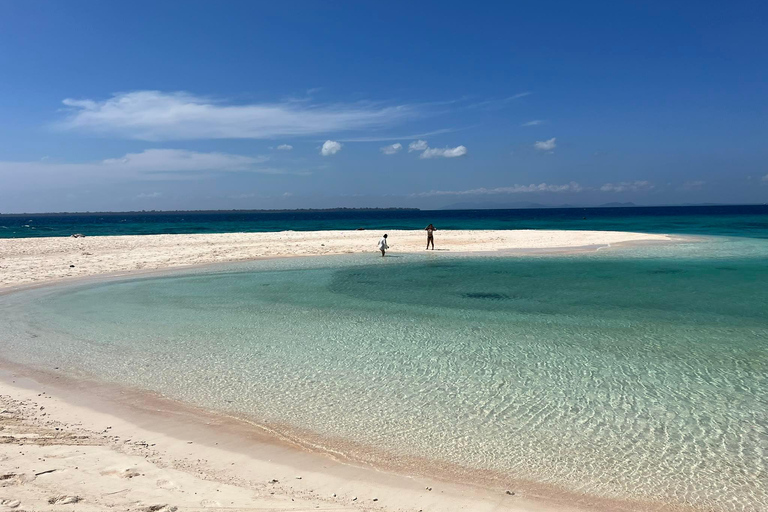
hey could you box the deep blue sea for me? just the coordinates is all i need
[2,204,768,238]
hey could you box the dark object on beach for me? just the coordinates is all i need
[505,490,515,496]
[71,233,85,238]
[69,264,75,268]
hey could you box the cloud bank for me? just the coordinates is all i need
[0,149,285,185]
[415,182,584,196]
[57,91,415,141]
[600,181,654,192]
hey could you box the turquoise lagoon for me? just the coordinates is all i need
[1,236,766,511]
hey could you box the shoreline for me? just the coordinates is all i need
[0,229,696,511]
[0,358,696,512]
[0,229,680,290]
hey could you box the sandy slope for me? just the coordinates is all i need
[0,229,674,289]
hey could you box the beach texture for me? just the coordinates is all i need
[0,229,673,289]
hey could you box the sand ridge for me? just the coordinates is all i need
[0,229,674,289]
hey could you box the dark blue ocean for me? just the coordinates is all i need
[2,204,768,239]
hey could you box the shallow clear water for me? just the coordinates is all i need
[1,237,766,511]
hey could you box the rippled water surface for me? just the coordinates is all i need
[1,237,766,511]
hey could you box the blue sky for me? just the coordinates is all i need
[1,1,766,212]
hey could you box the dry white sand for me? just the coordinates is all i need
[0,229,681,511]
[0,229,675,289]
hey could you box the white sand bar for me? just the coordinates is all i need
[0,229,674,289]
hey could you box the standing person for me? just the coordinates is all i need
[378,233,389,257]
[425,224,436,250]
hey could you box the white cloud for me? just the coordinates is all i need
[276,144,293,151]
[534,138,556,151]
[414,182,583,197]
[380,143,402,155]
[320,140,342,156]
[57,91,415,141]
[522,120,545,126]
[600,181,654,192]
[420,145,467,159]
[408,140,428,152]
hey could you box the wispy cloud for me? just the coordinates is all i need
[680,180,705,191]
[57,91,416,141]
[276,144,293,151]
[420,145,467,159]
[522,120,545,126]
[465,92,531,110]
[762,174,768,182]
[408,140,428,152]
[320,140,342,156]
[135,191,162,199]
[336,128,458,142]
[380,143,402,155]
[414,182,583,197]
[600,181,654,192]
[534,138,556,151]
[0,149,296,185]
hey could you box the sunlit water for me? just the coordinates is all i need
[1,236,766,511]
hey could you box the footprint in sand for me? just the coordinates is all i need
[155,479,178,490]
[142,505,177,512]
[200,499,221,507]
[0,473,34,487]
[47,495,82,505]
[101,468,141,479]
[0,499,21,509]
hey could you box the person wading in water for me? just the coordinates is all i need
[425,224,436,250]
[378,233,389,256]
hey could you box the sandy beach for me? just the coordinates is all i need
[0,230,680,512]
[0,229,675,289]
